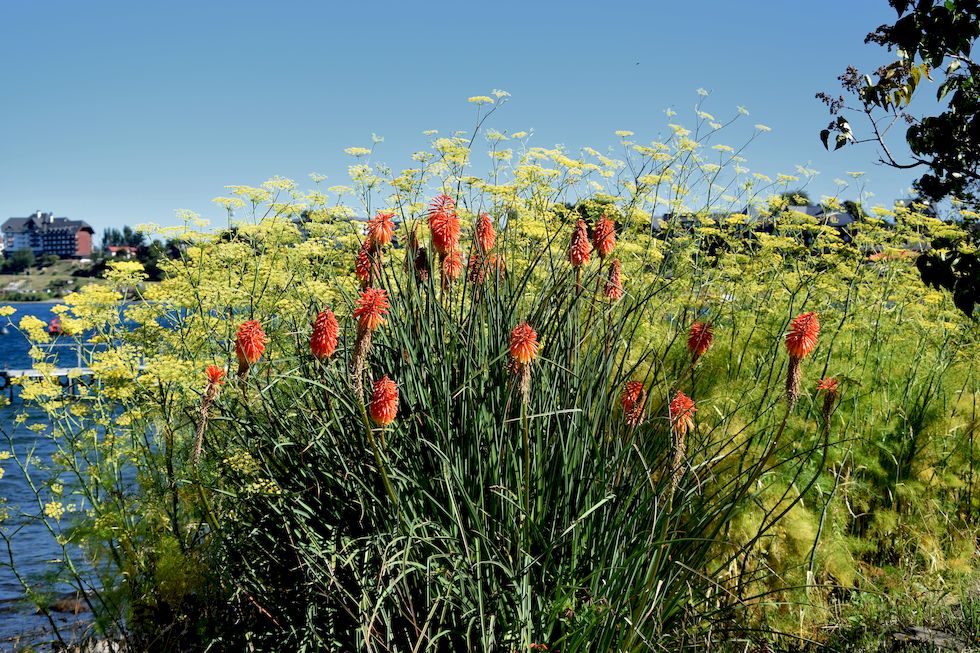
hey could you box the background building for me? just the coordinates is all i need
[2,210,94,258]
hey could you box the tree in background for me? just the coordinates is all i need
[818,0,980,316]
[818,0,979,206]
[102,225,147,250]
[779,189,812,206]
[2,248,36,274]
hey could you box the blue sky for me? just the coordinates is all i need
[1,1,922,237]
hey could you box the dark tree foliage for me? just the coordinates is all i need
[2,248,36,274]
[819,0,980,316]
[819,0,980,206]
[102,225,147,249]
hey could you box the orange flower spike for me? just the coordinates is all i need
[353,288,390,332]
[442,249,464,282]
[620,380,646,427]
[687,322,714,359]
[568,219,593,267]
[369,375,399,426]
[669,391,696,436]
[235,320,268,367]
[592,215,616,259]
[476,213,496,253]
[428,194,461,255]
[310,308,340,359]
[367,210,396,248]
[785,312,820,359]
[509,322,539,365]
[603,258,624,300]
[817,377,839,394]
[205,365,226,386]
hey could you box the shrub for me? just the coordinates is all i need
[2,97,977,651]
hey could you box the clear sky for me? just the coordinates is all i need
[1,1,923,237]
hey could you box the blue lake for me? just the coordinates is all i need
[0,303,91,645]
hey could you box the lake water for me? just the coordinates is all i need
[0,303,92,646]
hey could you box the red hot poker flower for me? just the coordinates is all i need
[442,249,463,282]
[785,312,820,359]
[476,213,496,253]
[603,259,624,300]
[353,288,390,332]
[687,322,714,359]
[509,322,539,365]
[235,320,268,367]
[428,194,461,255]
[369,375,398,426]
[620,380,646,427]
[568,219,593,267]
[310,308,339,359]
[817,377,839,394]
[669,391,696,436]
[592,215,616,259]
[367,210,396,248]
[205,365,226,386]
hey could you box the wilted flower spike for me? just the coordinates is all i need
[620,380,646,427]
[603,259,623,300]
[476,213,496,253]
[817,376,839,423]
[368,210,396,248]
[311,309,339,359]
[355,240,375,285]
[414,246,430,282]
[568,219,593,267]
[235,320,268,371]
[509,322,539,364]
[687,322,714,360]
[369,375,398,426]
[785,312,820,359]
[669,391,696,436]
[592,215,616,259]
[467,253,486,284]
[353,288,390,332]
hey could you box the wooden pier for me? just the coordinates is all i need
[0,367,96,399]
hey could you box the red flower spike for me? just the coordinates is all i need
[442,249,463,282]
[509,322,539,365]
[603,258,624,300]
[310,309,339,359]
[205,365,226,386]
[620,380,646,427]
[428,194,461,255]
[817,377,839,394]
[367,210,396,248]
[568,219,593,267]
[476,213,496,253]
[687,322,714,359]
[353,288,390,332]
[592,215,616,259]
[669,391,696,436]
[369,375,398,426]
[235,320,268,366]
[785,312,820,359]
